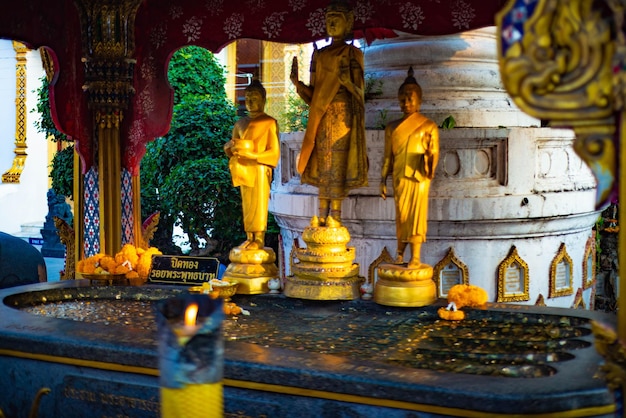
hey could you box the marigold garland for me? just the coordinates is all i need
[77,244,162,282]
[438,284,488,321]
[437,307,465,321]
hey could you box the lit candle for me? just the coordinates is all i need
[157,294,225,418]
[184,303,199,328]
[173,303,199,345]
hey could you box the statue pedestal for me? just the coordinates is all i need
[223,247,278,294]
[373,263,436,307]
[284,222,363,300]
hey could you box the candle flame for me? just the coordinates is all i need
[184,303,199,327]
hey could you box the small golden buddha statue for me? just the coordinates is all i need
[222,76,280,294]
[380,67,439,268]
[374,67,439,307]
[224,76,280,250]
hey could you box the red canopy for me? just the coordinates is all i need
[0,0,507,172]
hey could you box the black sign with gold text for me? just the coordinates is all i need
[148,255,219,285]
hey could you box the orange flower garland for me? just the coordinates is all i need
[438,284,488,321]
[77,244,162,282]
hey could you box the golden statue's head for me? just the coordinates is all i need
[326,0,354,38]
[245,68,266,101]
[326,0,352,13]
[398,66,422,102]
[244,69,266,114]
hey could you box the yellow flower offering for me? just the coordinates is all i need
[438,284,488,321]
[77,244,162,282]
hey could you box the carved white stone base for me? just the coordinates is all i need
[270,128,598,309]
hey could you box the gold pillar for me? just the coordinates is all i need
[617,111,626,340]
[2,41,29,183]
[97,112,123,255]
[73,150,84,263]
[76,0,141,255]
[497,0,626,396]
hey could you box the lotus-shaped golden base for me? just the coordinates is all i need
[373,263,436,307]
[284,219,363,300]
[223,247,278,294]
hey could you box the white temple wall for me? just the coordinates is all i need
[0,41,48,235]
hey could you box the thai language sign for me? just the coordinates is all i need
[148,255,219,285]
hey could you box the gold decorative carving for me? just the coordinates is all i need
[223,247,278,294]
[76,0,141,112]
[571,287,585,309]
[496,246,529,303]
[39,47,55,82]
[1,386,50,418]
[284,224,362,300]
[289,237,300,276]
[583,233,596,289]
[54,216,75,280]
[497,0,615,121]
[2,41,29,183]
[535,294,546,306]
[549,243,574,298]
[140,211,160,249]
[592,320,626,397]
[367,246,394,285]
[496,0,620,204]
[373,263,436,307]
[433,247,469,298]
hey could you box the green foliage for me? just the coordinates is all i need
[160,157,244,255]
[33,76,74,199]
[364,74,383,101]
[33,76,68,143]
[439,115,456,129]
[50,146,75,200]
[141,46,240,255]
[595,214,603,265]
[371,109,388,130]
[280,90,309,133]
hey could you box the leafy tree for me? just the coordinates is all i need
[33,76,74,200]
[279,90,308,133]
[141,46,242,257]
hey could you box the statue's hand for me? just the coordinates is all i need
[235,150,257,161]
[338,55,350,86]
[338,70,350,86]
[380,182,387,200]
[290,56,299,84]
[223,140,235,156]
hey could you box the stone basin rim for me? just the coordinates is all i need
[0,281,617,416]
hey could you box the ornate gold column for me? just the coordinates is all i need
[497,0,617,204]
[2,41,29,183]
[76,0,141,256]
[497,0,625,400]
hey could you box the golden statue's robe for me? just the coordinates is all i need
[299,43,368,198]
[384,112,439,243]
[229,113,280,232]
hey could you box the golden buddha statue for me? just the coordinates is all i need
[222,77,280,294]
[380,67,439,268]
[224,77,280,249]
[290,0,368,226]
[374,68,439,307]
[284,0,367,300]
